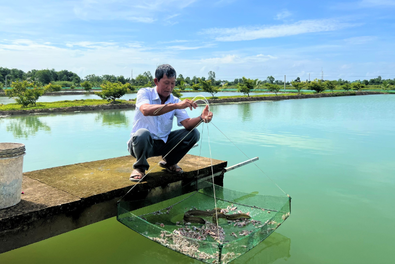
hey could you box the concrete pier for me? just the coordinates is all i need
[0,154,227,254]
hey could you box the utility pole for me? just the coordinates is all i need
[284,75,286,91]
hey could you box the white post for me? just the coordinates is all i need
[284,75,286,91]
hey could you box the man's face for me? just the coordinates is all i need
[155,74,176,99]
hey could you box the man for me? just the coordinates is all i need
[127,64,213,181]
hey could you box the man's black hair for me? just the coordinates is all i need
[155,64,177,82]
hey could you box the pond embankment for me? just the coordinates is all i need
[0,91,385,116]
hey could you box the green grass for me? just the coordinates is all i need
[0,99,134,111]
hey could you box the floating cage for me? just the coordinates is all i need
[117,184,291,264]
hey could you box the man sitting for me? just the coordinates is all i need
[127,64,213,181]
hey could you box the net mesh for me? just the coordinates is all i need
[117,184,291,264]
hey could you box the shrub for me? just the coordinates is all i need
[381,81,390,91]
[324,80,337,93]
[200,79,219,98]
[265,83,281,95]
[123,83,135,92]
[70,85,76,90]
[81,81,93,92]
[95,81,128,102]
[291,81,305,94]
[237,77,256,97]
[53,81,73,88]
[144,81,153,87]
[342,83,352,91]
[308,80,326,93]
[352,82,363,91]
[172,89,182,98]
[191,84,200,91]
[44,83,62,92]
[5,80,44,107]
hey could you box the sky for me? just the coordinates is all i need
[1,0,395,82]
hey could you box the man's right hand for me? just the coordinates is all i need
[177,99,198,110]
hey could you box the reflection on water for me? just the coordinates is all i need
[233,232,291,264]
[238,103,252,122]
[0,95,395,264]
[94,111,130,127]
[235,131,334,153]
[5,115,51,139]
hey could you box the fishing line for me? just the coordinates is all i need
[118,95,211,203]
[210,121,288,196]
[117,119,203,203]
[206,121,222,243]
[196,119,205,176]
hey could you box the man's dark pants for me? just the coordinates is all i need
[128,128,200,171]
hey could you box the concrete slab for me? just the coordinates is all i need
[0,154,227,254]
[0,176,78,219]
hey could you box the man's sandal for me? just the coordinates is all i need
[129,168,145,182]
[159,161,184,174]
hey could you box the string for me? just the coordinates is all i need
[118,96,212,202]
[117,119,203,203]
[206,121,221,243]
[196,119,205,176]
[210,121,288,196]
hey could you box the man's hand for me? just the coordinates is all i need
[177,99,198,110]
[201,105,213,123]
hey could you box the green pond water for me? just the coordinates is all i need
[0,94,394,263]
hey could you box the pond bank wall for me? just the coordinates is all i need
[0,91,386,116]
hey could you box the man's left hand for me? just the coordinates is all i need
[201,105,213,123]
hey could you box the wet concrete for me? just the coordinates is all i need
[0,154,227,254]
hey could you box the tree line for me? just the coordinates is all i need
[2,66,394,89]
[1,66,394,108]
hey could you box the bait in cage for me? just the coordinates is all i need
[117,184,291,264]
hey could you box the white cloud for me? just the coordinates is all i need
[158,40,189,44]
[199,53,277,65]
[360,0,395,7]
[275,10,292,20]
[126,16,156,23]
[1,39,394,82]
[0,39,164,77]
[66,41,117,48]
[167,44,214,50]
[202,19,356,41]
[135,0,197,10]
[333,0,395,9]
[341,64,352,69]
[344,36,376,45]
[163,14,180,25]
[214,0,237,6]
[72,0,195,22]
[200,55,238,64]
[165,14,180,20]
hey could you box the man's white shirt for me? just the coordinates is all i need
[129,87,189,143]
